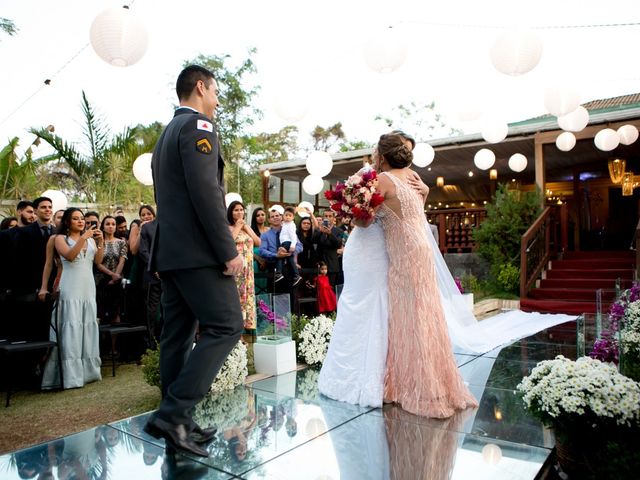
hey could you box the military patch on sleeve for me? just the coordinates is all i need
[196,138,212,154]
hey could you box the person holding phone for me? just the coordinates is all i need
[317,210,343,287]
[41,208,104,389]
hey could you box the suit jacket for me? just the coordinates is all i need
[12,222,53,292]
[138,220,159,285]
[150,108,237,272]
[317,226,342,273]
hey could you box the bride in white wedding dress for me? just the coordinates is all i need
[318,133,575,410]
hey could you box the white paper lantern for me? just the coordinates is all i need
[557,106,589,132]
[482,444,503,465]
[544,85,580,117]
[481,119,509,144]
[133,153,153,186]
[594,129,620,151]
[273,86,310,123]
[302,175,324,195]
[296,201,315,218]
[90,7,149,67]
[306,151,333,177]
[41,189,67,212]
[556,132,576,152]
[490,29,543,76]
[270,204,285,215]
[225,192,243,207]
[363,26,408,74]
[474,149,495,170]
[508,153,528,172]
[412,143,435,168]
[617,124,639,145]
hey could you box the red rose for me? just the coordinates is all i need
[369,193,384,208]
[330,203,342,213]
[324,190,335,200]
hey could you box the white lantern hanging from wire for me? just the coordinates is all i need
[617,124,639,145]
[363,26,408,74]
[557,106,589,132]
[508,153,528,172]
[302,175,324,195]
[594,128,620,151]
[543,84,580,117]
[412,143,435,168]
[90,6,149,67]
[481,118,509,144]
[555,132,576,152]
[296,201,315,218]
[306,151,333,177]
[473,149,495,170]
[225,192,243,207]
[133,153,153,185]
[41,189,68,212]
[490,29,543,76]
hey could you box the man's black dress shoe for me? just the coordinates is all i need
[144,416,209,457]
[191,425,217,444]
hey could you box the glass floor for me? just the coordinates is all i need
[0,319,580,479]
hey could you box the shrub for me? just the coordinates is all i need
[497,263,520,293]
[141,347,161,389]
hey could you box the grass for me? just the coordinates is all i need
[0,364,160,455]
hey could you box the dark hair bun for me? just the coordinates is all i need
[377,133,414,168]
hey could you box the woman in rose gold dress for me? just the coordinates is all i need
[374,133,477,418]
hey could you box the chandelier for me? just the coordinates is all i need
[608,159,626,184]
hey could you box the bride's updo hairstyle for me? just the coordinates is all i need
[377,133,413,169]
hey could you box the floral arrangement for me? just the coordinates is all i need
[517,355,640,428]
[298,315,335,365]
[295,368,321,404]
[194,385,250,431]
[211,340,248,393]
[324,164,384,224]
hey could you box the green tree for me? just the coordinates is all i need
[375,101,462,140]
[311,123,345,152]
[338,139,374,152]
[0,18,17,37]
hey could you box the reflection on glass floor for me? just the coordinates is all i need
[0,319,578,479]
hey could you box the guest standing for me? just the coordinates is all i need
[41,208,104,389]
[95,215,128,326]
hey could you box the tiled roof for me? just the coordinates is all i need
[582,93,640,111]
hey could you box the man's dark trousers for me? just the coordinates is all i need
[157,266,242,426]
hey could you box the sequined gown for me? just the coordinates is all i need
[379,172,477,418]
[234,230,256,329]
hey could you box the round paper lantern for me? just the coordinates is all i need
[481,119,508,144]
[482,444,503,465]
[274,87,310,122]
[225,192,243,207]
[296,201,315,218]
[302,175,324,195]
[270,204,284,215]
[490,29,543,76]
[133,153,153,185]
[41,189,67,212]
[363,26,408,74]
[557,106,589,132]
[90,7,149,67]
[473,149,495,170]
[412,143,435,168]
[594,128,620,151]
[306,151,333,177]
[508,153,527,172]
[617,124,639,145]
[544,85,580,117]
[556,132,576,152]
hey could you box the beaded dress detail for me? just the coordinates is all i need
[378,172,477,417]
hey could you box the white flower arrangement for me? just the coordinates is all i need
[298,315,335,366]
[517,355,640,427]
[624,300,640,326]
[211,340,248,393]
[620,301,640,355]
[193,386,250,431]
[295,368,321,403]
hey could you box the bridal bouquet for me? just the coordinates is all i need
[324,164,384,224]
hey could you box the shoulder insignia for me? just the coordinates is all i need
[197,119,214,132]
[196,138,212,154]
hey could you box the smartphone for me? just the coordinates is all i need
[322,219,330,228]
[89,220,98,229]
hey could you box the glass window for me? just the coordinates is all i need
[282,180,300,204]
[268,176,281,202]
[301,190,316,206]
[318,180,331,207]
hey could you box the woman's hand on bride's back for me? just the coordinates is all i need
[407,171,429,198]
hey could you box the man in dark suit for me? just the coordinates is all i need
[11,196,55,341]
[144,65,243,457]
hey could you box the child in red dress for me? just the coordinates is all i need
[311,261,337,313]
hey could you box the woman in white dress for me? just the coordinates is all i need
[42,208,104,389]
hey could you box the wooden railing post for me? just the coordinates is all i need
[520,207,552,299]
[560,203,569,254]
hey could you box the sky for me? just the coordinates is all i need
[1,0,639,158]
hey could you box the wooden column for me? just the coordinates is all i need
[534,137,545,207]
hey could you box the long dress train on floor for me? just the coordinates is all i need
[318,221,389,408]
[378,172,477,418]
[42,237,102,389]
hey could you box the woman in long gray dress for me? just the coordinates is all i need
[42,208,104,389]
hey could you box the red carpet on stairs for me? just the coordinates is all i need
[520,250,636,315]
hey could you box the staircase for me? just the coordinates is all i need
[520,251,636,314]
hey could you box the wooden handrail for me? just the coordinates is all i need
[520,207,552,298]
